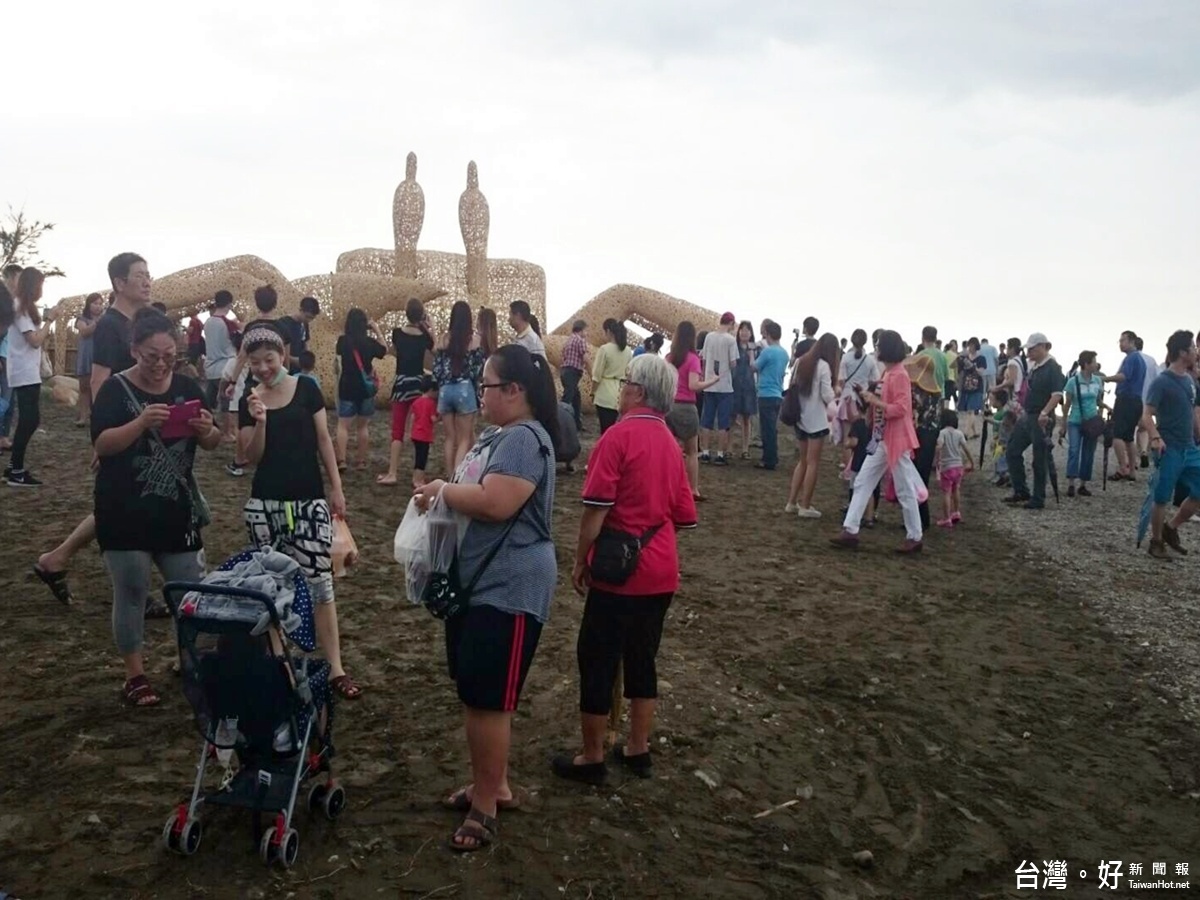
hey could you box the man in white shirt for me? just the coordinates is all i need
[699,312,740,465]
[509,300,546,358]
[1135,334,1160,468]
[202,290,239,408]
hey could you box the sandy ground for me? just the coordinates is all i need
[0,402,1197,899]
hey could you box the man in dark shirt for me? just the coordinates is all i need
[792,316,818,360]
[1004,332,1066,510]
[276,295,321,373]
[34,252,152,605]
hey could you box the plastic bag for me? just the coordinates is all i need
[393,499,426,566]
[331,515,358,578]
[426,490,458,577]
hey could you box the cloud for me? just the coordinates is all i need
[487,0,1200,100]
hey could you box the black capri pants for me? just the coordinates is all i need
[577,588,672,715]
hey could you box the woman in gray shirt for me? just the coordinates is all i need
[413,344,560,853]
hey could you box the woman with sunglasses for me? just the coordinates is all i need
[91,307,221,707]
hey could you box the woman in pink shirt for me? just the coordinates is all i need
[664,321,718,501]
[830,330,925,553]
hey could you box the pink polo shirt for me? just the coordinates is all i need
[673,352,702,403]
[582,407,698,595]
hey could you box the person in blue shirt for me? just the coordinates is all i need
[1141,329,1200,559]
[751,319,789,471]
[978,339,999,392]
[1105,330,1147,482]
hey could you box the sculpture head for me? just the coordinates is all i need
[467,161,479,189]
[406,152,417,181]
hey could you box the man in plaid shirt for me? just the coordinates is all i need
[561,319,590,431]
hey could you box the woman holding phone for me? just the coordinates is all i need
[91,307,222,708]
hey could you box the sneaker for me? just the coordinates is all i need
[797,507,821,519]
[740,451,750,460]
[1141,453,1150,469]
[994,475,1011,488]
[1003,492,1031,504]
[225,462,245,477]
[784,503,799,514]
[1148,539,1172,560]
[1077,485,1093,497]
[1162,523,1189,556]
[6,470,41,487]
[895,539,924,554]
[829,530,860,550]
[699,451,711,464]
[1023,499,1045,510]
[713,453,729,466]
[1067,484,1076,498]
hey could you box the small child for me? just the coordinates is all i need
[298,350,320,389]
[843,398,879,526]
[409,376,439,488]
[935,409,975,527]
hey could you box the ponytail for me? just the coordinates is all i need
[489,345,561,450]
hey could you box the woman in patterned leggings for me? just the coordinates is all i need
[240,324,362,700]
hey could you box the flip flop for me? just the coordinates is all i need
[442,786,520,812]
[31,565,73,605]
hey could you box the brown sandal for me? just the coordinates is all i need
[442,786,520,812]
[331,674,363,700]
[448,807,497,853]
[124,675,161,707]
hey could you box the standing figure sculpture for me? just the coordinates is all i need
[393,151,425,279]
[459,160,490,301]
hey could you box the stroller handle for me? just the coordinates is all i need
[162,581,284,629]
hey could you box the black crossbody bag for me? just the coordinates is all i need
[422,425,550,620]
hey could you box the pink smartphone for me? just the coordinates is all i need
[160,399,202,440]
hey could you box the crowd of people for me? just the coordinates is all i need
[3,251,1198,854]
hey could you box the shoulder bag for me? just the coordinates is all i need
[422,424,550,620]
[1075,377,1105,440]
[353,347,380,399]
[115,376,212,540]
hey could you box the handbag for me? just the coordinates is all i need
[115,376,212,539]
[422,425,550,620]
[353,348,379,399]
[590,523,663,586]
[780,383,800,428]
[1075,377,1105,440]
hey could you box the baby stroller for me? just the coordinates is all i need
[161,548,343,869]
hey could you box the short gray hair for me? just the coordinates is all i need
[627,353,677,414]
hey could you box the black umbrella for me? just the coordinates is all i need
[979,413,990,473]
[1102,416,1115,491]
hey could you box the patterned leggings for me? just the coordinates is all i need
[243,498,334,603]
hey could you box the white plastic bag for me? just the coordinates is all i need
[393,499,426,566]
[426,490,458,578]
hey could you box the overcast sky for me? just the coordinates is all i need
[4,0,1198,371]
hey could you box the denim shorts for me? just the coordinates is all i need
[438,381,479,415]
[700,391,734,431]
[1154,445,1200,505]
[337,397,376,418]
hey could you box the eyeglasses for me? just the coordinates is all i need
[479,381,512,390]
[138,351,176,367]
[619,379,642,388]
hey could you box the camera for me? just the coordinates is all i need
[793,328,800,337]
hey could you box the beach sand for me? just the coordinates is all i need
[1,403,1197,898]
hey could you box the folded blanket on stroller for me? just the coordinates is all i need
[179,549,317,652]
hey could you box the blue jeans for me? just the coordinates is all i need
[758,397,781,468]
[1066,422,1098,482]
[0,362,11,438]
[336,397,376,418]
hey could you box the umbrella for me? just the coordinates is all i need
[1102,416,1115,491]
[979,413,990,472]
[1043,422,1060,504]
[1136,450,1162,547]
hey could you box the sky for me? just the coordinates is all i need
[3,0,1198,373]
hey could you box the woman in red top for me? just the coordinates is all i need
[830,330,925,553]
[553,354,698,785]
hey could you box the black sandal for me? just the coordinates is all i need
[611,742,653,778]
[448,807,497,853]
[32,565,73,605]
[550,754,608,786]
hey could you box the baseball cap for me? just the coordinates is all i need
[720,312,736,325]
[1023,332,1049,350]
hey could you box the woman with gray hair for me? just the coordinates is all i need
[552,353,698,785]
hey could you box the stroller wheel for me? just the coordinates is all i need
[307,782,328,813]
[322,783,346,820]
[259,826,276,864]
[280,828,300,868]
[180,819,202,856]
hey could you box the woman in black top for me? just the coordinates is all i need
[378,298,435,485]
[334,307,387,471]
[92,308,222,707]
[240,324,361,699]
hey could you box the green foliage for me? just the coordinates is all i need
[0,206,65,277]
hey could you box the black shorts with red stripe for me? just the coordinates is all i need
[445,603,543,712]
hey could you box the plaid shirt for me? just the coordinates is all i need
[562,333,588,370]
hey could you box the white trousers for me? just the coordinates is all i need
[843,441,924,541]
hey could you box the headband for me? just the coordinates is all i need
[244,327,285,350]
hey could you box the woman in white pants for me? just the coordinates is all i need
[830,330,925,554]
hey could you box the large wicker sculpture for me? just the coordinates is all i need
[393,152,424,279]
